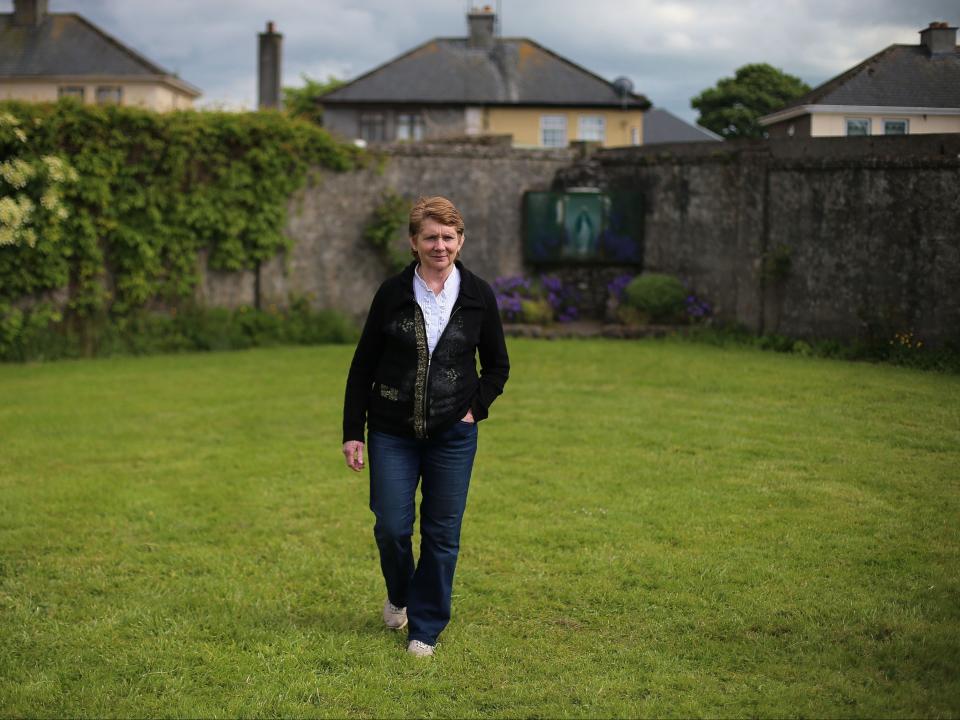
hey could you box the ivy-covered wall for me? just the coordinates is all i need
[0,101,361,320]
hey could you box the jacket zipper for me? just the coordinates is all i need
[423,357,431,439]
[413,305,429,439]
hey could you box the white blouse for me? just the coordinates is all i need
[413,265,461,357]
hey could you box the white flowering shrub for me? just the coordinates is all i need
[0,111,77,248]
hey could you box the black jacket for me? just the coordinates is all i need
[343,261,509,442]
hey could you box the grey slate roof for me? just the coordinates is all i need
[0,12,201,96]
[777,43,960,111]
[643,108,721,144]
[321,37,649,108]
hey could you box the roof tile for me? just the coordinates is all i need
[322,37,648,108]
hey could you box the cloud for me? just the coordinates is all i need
[6,0,957,122]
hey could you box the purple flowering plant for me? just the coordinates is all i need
[606,273,635,303]
[492,273,583,324]
[539,274,582,323]
[686,294,712,319]
[491,275,530,322]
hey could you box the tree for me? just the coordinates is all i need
[282,74,345,125]
[691,63,810,139]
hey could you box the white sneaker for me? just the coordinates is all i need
[382,600,407,630]
[407,640,435,657]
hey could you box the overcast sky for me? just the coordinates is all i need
[5,0,957,123]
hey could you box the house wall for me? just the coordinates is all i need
[765,114,812,138]
[485,107,643,147]
[323,105,644,148]
[323,106,468,143]
[123,85,194,111]
[810,112,960,136]
[0,80,195,110]
[0,81,59,102]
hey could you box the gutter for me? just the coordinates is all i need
[760,104,960,126]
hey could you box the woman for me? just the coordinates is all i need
[342,196,509,657]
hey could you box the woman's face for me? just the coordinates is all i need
[411,217,464,274]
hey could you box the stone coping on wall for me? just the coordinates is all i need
[504,321,690,339]
[594,133,960,169]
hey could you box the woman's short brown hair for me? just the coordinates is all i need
[408,196,465,239]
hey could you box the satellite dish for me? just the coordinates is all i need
[613,76,634,98]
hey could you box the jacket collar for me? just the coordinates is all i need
[397,260,484,310]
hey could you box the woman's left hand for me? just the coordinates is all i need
[461,409,475,423]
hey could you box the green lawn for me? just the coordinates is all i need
[1,339,958,718]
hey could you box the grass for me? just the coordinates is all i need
[1,339,958,718]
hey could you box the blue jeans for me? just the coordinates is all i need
[368,421,478,646]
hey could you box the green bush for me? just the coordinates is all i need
[616,305,648,326]
[520,298,554,325]
[623,273,687,323]
[682,323,960,374]
[0,302,358,362]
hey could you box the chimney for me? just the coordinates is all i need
[258,21,283,110]
[919,21,957,55]
[468,5,496,50]
[12,0,48,26]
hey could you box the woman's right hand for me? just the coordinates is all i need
[342,440,365,472]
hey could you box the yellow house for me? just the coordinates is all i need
[321,7,650,149]
[0,0,201,111]
[761,21,960,138]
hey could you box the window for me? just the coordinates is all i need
[465,107,483,135]
[884,119,909,135]
[577,115,606,142]
[359,113,385,143]
[58,86,85,101]
[845,118,871,136]
[96,86,122,105]
[540,115,567,148]
[396,113,424,141]
[630,126,640,146]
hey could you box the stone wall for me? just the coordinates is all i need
[557,134,960,345]
[198,140,574,319]
[200,134,960,346]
